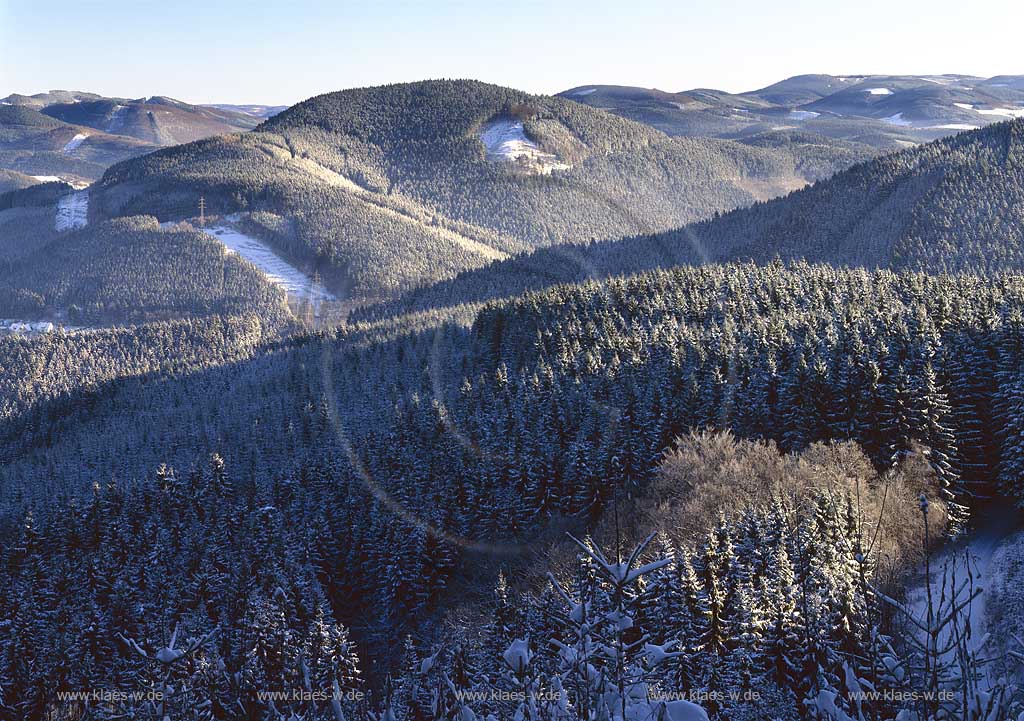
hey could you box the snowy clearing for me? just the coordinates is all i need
[904,520,1024,686]
[201,224,335,304]
[105,105,129,132]
[32,175,62,183]
[56,190,89,231]
[479,118,571,175]
[927,124,979,130]
[882,112,914,127]
[954,102,974,110]
[864,87,893,95]
[570,88,597,96]
[62,133,88,154]
[975,106,1024,118]
[789,110,820,120]
[986,530,1024,684]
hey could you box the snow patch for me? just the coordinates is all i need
[789,110,820,120]
[864,87,893,95]
[1,320,55,335]
[975,106,1024,118]
[62,133,88,154]
[31,175,62,183]
[927,124,979,131]
[570,88,597,96]
[882,112,914,127]
[954,103,975,110]
[479,118,570,175]
[200,224,335,304]
[56,190,88,231]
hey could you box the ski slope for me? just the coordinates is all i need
[56,190,89,231]
[201,224,335,304]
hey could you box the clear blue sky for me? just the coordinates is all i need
[2,0,1021,106]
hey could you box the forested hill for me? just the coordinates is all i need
[360,118,1024,320]
[6,261,1024,715]
[91,80,861,299]
[684,117,1024,274]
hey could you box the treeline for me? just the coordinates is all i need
[0,180,72,211]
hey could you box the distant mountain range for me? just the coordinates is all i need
[2,92,259,144]
[0,90,265,184]
[559,74,1024,151]
[204,103,288,119]
[0,104,155,184]
[3,74,1021,189]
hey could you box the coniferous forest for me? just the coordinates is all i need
[3,25,1024,720]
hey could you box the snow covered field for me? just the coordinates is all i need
[55,190,89,231]
[864,87,893,95]
[201,224,335,304]
[62,133,88,154]
[976,106,1024,119]
[479,118,570,174]
[32,175,62,183]
[789,110,820,120]
[928,124,979,130]
[985,530,1024,683]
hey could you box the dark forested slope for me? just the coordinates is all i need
[0,213,289,325]
[4,257,1024,715]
